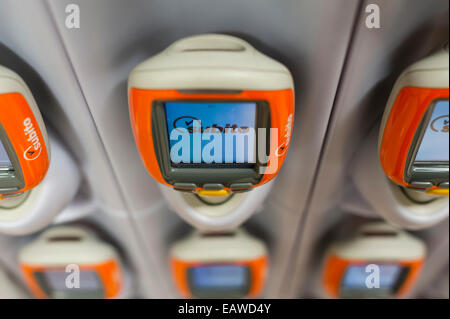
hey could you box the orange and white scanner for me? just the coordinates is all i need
[128,34,294,231]
[379,44,449,196]
[323,222,426,299]
[19,226,123,299]
[0,65,49,199]
[170,229,268,298]
[128,34,294,196]
[0,66,80,236]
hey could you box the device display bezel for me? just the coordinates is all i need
[405,98,449,186]
[0,123,25,194]
[151,99,271,187]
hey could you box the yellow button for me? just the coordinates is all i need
[197,189,230,197]
[426,188,449,196]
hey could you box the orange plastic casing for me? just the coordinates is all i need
[20,259,122,299]
[129,88,294,190]
[322,255,424,298]
[170,256,268,298]
[379,87,449,189]
[0,92,49,194]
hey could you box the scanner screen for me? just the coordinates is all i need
[415,100,449,162]
[165,102,257,165]
[0,138,12,169]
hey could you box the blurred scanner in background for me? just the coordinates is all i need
[170,228,268,299]
[19,226,123,299]
[322,222,426,299]
[379,44,449,197]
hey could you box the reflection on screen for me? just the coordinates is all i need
[342,264,402,290]
[0,138,12,169]
[191,265,247,290]
[165,102,257,165]
[415,100,449,162]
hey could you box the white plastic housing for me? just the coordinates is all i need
[160,179,274,232]
[19,226,120,266]
[328,222,426,261]
[0,132,80,235]
[128,34,293,91]
[170,228,267,262]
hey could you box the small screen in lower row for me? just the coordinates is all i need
[0,138,12,169]
[34,270,104,298]
[415,99,449,162]
[342,264,402,290]
[165,102,257,165]
[190,265,248,290]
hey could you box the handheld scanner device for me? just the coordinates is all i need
[0,65,49,199]
[379,45,449,196]
[170,229,268,298]
[128,34,294,197]
[19,226,122,299]
[323,222,426,299]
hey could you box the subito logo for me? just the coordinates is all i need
[173,115,250,134]
[430,114,449,133]
[23,117,42,161]
[276,113,293,157]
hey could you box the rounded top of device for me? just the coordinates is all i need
[170,229,267,262]
[328,222,426,261]
[128,34,294,91]
[19,226,119,266]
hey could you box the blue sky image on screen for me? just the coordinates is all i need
[415,100,449,162]
[0,138,12,168]
[165,102,257,164]
[192,265,247,289]
[342,264,402,289]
